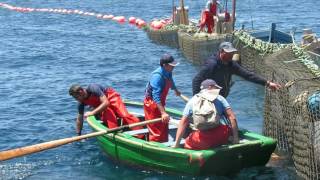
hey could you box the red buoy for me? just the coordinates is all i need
[128,17,136,24]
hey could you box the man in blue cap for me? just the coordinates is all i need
[192,41,281,97]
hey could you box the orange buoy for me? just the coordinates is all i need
[128,17,136,24]
[113,16,126,23]
[135,18,142,25]
[137,20,146,27]
[152,20,163,30]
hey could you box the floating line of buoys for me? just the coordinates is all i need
[0,2,147,28]
[150,19,172,30]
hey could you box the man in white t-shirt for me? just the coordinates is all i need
[173,79,239,150]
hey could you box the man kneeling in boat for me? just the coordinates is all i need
[173,79,239,150]
[69,84,143,138]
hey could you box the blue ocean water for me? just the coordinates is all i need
[0,0,319,179]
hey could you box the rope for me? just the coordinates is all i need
[285,76,320,88]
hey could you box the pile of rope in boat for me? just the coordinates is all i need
[0,2,147,28]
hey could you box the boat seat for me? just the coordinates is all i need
[124,124,177,136]
[162,139,185,147]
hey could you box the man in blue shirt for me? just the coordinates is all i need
[144,54,181,142]
[174,79,239,150]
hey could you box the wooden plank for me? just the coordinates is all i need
[163,139,185,147]
[124,124,177,136]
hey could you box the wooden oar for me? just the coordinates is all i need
[179,94,190,103]
[0,117,161,161]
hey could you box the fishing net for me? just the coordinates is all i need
[232,30,289,77]
[262,44,320,180]
[145,27,179,48]
[234,29,320,179]
[178,31,232,64]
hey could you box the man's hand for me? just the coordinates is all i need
[267,81,282,90]
[174,89,181,96]
[161,112,170,123]
[84,111,94,118]
[171,144,179,148]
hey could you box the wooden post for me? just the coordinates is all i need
[180,0,186,24]
[172,0,176,24]
[232,0,236,31]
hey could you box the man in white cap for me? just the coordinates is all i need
[192,41,281,97]
[173,79,239,150]
[144,54,181,142]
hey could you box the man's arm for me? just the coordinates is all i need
[232,62,267,86]
[156,103,170,123]
[233,62,281,90]
[225,108,239,144]
[84,95,110,117]
[169,76,181,97]
[76,113,84,135]
[173,116,189,148]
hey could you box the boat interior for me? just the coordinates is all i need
[94,105,252,148]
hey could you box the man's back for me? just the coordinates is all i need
[192,55,233,96]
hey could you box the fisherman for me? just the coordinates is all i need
[144,54,181,142]
[192,41,281,97]
[69,84,143,138]
[173,79,239,150]
[206,0,221,16]
[199,0,222,33]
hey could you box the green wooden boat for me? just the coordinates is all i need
[87,101,277,176]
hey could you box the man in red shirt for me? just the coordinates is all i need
[69,84,143,138]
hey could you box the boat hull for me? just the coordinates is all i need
[87,101,276,175]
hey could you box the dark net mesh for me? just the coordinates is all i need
[233,30,320,179]
[262,47,320,180]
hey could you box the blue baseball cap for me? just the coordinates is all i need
[200,79,222,89]
[160,54,179,67]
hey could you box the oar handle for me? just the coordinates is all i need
[179,94,190,103]
[0,118,162,161]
